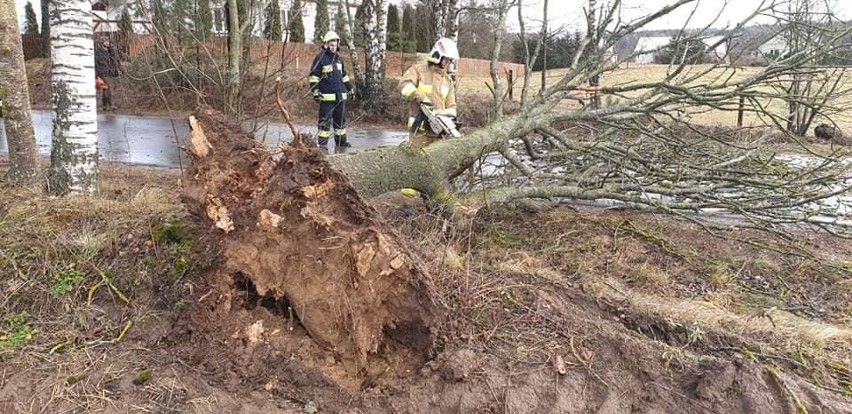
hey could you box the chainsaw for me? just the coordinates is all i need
[411,103,462,138]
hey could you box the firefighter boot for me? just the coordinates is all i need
[335,134,352,148]
[317,137,329,151]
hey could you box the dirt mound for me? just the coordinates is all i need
[179,107,435,377]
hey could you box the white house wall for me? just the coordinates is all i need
[634,36,670,64]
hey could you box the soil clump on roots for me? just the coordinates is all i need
[180,107,436,382]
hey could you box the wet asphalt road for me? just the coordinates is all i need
[0,110,408,168]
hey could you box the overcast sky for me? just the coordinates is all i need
[511,0,850,32]
[13,0,852,33]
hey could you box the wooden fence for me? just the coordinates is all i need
[126,35,525,80]
[21,33,44,60]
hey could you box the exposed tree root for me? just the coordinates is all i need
[181,107,436,372]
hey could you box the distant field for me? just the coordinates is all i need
[455,64,852,134]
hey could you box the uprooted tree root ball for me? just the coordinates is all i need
[181,107,436,373]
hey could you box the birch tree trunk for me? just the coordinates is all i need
[445,0,460,43]
[362,0,388,114]
[0,0,38,184]
[434,0,448,39]
[47,0,99,196]
[488,0,511,119]
[340,1,363,87]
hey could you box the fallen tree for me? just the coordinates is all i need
[328,0,852,237]
[181,0,852,375]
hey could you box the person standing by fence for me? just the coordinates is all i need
[94,38,120,111]
[308,31,353,151]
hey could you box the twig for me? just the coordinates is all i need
[569,337,609,387]
[273,77,301,142]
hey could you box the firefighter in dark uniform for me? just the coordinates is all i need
[309,31,353,151]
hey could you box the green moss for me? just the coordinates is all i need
[1,312,35,349]
[152,221,188,246]
[50,266,85,297]
[133,368,153,385]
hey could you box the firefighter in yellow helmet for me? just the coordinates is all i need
[398,38,459,148]
[309,31,353,151]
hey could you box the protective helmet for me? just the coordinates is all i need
[323,31,340,45]
[427,38,459,64]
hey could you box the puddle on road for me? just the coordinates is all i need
[0,110,408,168]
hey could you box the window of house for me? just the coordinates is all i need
[212,7,226,33]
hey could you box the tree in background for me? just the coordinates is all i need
[117,9,133,59]
[512,32,583,71]
[24,1,39,34]
[457,5,499,60]
[195,0,212,39]
[352,3,366,48]
[47,0,99,195]
[40,0,50,56]
[413,2,433,52]
[401,3,416,52]
[654,36,708,64]
[264,0,283,40]
[361,0,389,113]
[0,0,38,184]
[289,0,305,43]
[313,0,329,44]
[335,3,350,47]
[386,3,401,52]
[337,0,362,86]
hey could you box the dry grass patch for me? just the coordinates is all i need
[458,63,852,133]
[0,164,215,362]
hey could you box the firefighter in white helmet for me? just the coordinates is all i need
[309,31,353,151]
[398,37,459,148]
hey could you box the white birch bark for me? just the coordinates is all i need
[434,0,448,40]
[445,0,460,43]
[362,0,388,113]
[489,0,510,119]
[340,0,363,86]
[47,0,99,195]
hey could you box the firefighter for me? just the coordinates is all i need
[309,31,353,151]
[398,37,459,148]
[94,37,120,111]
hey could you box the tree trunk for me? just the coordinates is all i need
[184,108,435,374]
[47,0,99,196]
[362,0,388,114]
[340,0,363,87]
[445,0,460,43]
[489,0,511,119]
[433,0,448,39]
[224,0,242,122]
[0,0,38,184]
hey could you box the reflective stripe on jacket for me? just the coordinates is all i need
[398,62,456,130]
[309,50,352,101]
